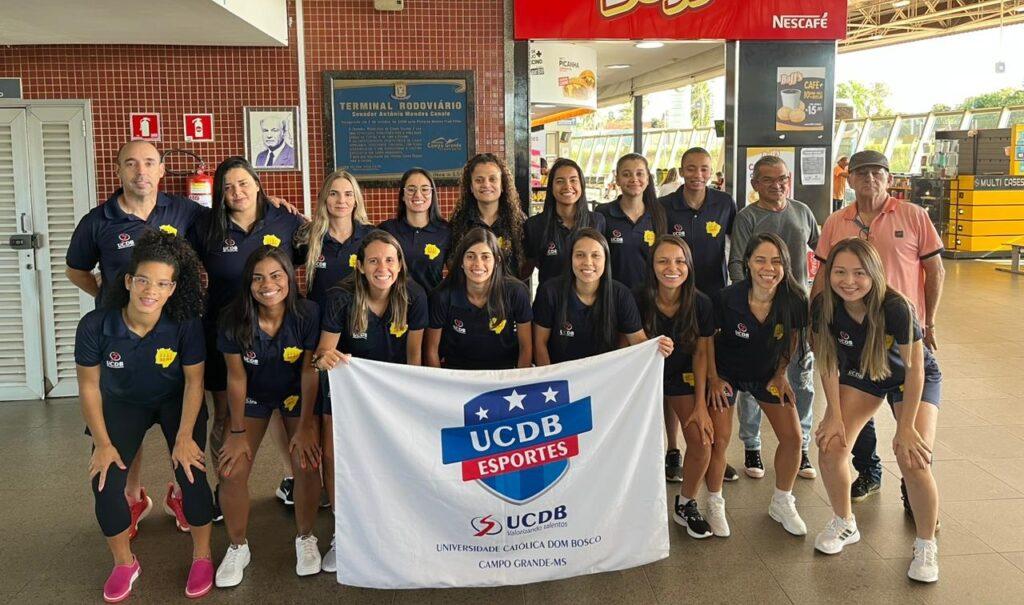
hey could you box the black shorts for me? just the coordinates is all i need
[839,354,942,408]
[664,371,697,397]
[244,394,304,419]
[722,377,779,405]
[203,322,227,392]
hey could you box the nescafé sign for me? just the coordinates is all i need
[323,71,475,186]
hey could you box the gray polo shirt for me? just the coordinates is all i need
[727,199,820,290]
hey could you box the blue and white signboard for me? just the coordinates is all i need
[324,71,474,185]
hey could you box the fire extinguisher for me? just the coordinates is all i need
[163,149,214,208]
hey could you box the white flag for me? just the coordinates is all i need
[327,339,668,588]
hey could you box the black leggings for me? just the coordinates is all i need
[92,399,213,537]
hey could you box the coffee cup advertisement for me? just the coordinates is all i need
[776,67,825,132]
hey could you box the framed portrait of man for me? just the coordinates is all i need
[244,106,300,171]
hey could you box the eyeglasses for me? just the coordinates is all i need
[756,176,790,186]
[853,214,871,241]
[403,186,434,196]
[130,275,175,291]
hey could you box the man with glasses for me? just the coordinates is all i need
[728,155,820,482]
[811,149,945,510]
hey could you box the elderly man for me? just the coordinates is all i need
[811,149,945,512]
[256,117,295,168]
[728,155,820,482]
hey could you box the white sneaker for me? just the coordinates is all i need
[215,542,251,588]
[705,494,730,538]
[321,536,337,573]
[908,538,939,583]
[295,535,322,577]
[768,493,807,536]
[814,515,861,554]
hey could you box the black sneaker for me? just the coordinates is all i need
[665,449,683,482]
[212,484,224,524]
[798,451,817,479]
[276,477,295,506]
[850,473,881,502]
[744,450,765,479]
[900,478,940,532]
[672,495,712,539]
[723,464,739,482]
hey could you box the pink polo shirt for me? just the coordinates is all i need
[815,196,943,323]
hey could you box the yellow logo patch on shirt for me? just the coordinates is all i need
[643,230,656,247]
[155,348,177,368]
[158,224,178,236]
[262,234,281,247]
[705,221,722,238]
[283,395,299,411]
[683,372,695,387]
[349,254,357,268]
[774,323,784,340]
[768,385,780,397]
[885,335,895,348]
[497,236,507,250]
[489,318,507,335]
[424,243,441,260]
[282,346,302,363]
[389,322,408,338]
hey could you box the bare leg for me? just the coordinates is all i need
[106,531,133,566]
[664,401,682,452]
[270,411,295,477]
[125,455,144,502]
[705,405,734,494]
[668,395,711,500]
[895,402,939,540]
[818,386,882,520]
[759,401,803,492]
[218,417,270,545]
[321,414,335,511]
[283,416,320,536]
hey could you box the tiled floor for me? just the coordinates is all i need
[2,259,1023,604]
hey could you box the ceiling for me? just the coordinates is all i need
[0,0,288,46]
[843,0,1024,52]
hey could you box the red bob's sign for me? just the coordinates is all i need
[514,0,848,41]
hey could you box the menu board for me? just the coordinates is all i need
[776,67,826,132]
[324,71,475,185]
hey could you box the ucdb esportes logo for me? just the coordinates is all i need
[440,380,593,504]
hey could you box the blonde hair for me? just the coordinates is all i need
[811,238,914,381]
[344,230,409,337]
[295,170,370,288]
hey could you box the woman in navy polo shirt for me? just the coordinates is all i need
[380,168,451,292]
[522,158,605,285]
[811,238,942,583]
[448,153,526,278]
[311,230,428,573]
[188,157,304,503]
[425,227,532,369]
[213,247,323,587]
[76,231,214,602]
[709,233,808,537]
[295,169,375,306]
[596,153,667,291]
[533,228,671,365]
[635,235,723,540]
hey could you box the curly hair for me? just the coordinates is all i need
[449,153,525,274]
[103,230,205,322]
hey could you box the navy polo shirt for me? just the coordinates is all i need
[428,279,533,369]
[523,212,607,286]
[829,296,929,390]
[298,223,375,307]
[66,189,207,303]
[658,188,737,296]
[713,280,807,383]
[643,291,715,390]
[217,299,320,406]
[596,199,657,290]
[379,218,451,292]
[321,281,428,363]
[466,217,520,278]
[187,204,302,319]
[532,278,642,363]
[75,307,205,407]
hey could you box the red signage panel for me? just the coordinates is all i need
[183,113,214,142]
[129,112,160,141]
[514,0,847,41]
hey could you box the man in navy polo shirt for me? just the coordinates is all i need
[66,141,206,304]
[657,147,737,297]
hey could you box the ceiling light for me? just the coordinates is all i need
[868,34,884,40]
[606,64,632,69]
[634,41,664,49]
[892,1,909,8]
[1017,5,1024,12]
[534,104,557,109]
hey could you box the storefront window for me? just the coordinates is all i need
[863,119,895,153]
[576,138,596,176]
[932,112,964,135]
[835,120,863,160]
[890,116,927,174]
[969,110,1000,130]
[1007,109,1024,127]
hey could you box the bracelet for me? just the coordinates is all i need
[230,428,246,434]
[925,324,936,330]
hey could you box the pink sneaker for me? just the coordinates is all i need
[163,483,191,532]
[127,488,153,542]
[185,557,214,599]
[103,558,140,603]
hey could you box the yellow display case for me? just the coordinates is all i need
[944,174,1024,258]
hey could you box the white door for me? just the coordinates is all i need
[0,108,45,399]
[0,102,94,401]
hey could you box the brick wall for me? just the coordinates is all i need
[0,0,506,221]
